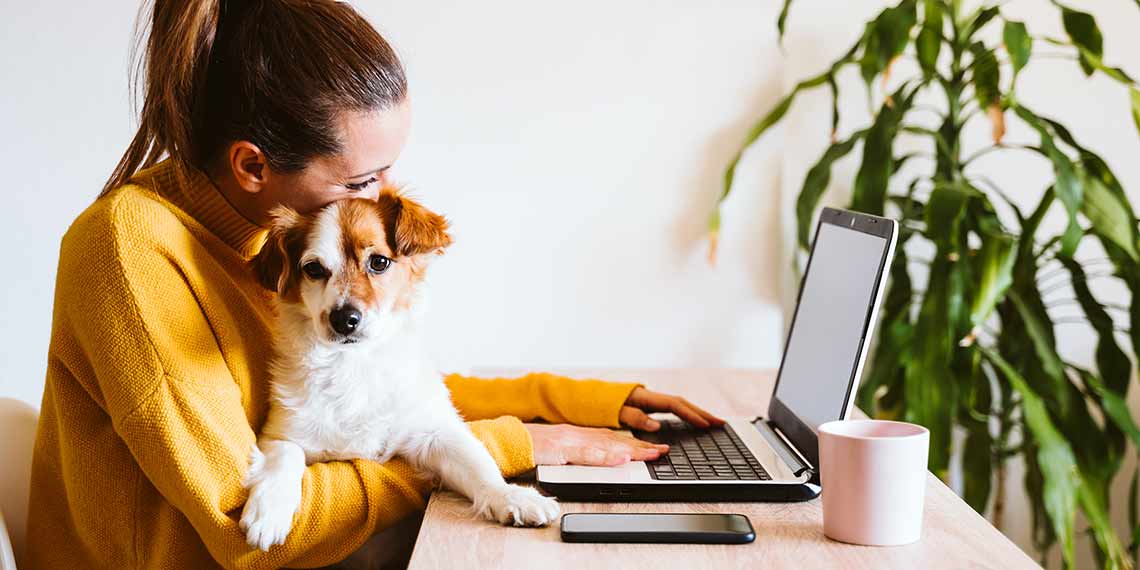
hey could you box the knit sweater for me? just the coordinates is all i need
[25,160,638,570]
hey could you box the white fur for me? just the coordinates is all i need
[239,210,558,551]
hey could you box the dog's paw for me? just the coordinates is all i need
[476,484,560,527]
[239,479,302,551]
[239,446,302,551]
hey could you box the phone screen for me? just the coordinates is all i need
[561,513,753,535]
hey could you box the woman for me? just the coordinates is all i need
[26,1,723,569]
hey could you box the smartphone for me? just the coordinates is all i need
[559,513,755,544]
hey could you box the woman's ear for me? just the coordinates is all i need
[250,206,304,292]
[376,187,453,257]
[228,140,270,194]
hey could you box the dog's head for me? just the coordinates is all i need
[250,188,452,345]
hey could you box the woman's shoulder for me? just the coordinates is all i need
[64,175,184,258]
[59,179,191,285]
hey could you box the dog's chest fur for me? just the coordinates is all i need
[264,336,451,464]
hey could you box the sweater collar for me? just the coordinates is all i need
[136,160,268,258]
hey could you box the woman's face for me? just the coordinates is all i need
[235,101,413,218]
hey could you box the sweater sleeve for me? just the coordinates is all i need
[444,372,641,428]
[63,200,534,570]
[117,385,532,570]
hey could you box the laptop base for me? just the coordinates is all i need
[537,481,820,502]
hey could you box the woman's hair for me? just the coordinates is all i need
[102,0,407,196]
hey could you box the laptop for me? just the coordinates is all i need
[537,207,898,502]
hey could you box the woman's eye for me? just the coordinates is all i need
[302,261,327,279]
[368,255,392,274]
[345,177,378,192]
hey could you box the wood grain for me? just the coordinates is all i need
[407,369,1039,570]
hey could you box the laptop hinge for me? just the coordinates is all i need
[752,418,814,477]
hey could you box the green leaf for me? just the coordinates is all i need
[1003,20,1031,79]
[1022,187,1055,246]
[1130,467,1140,565]
[1078,481,1131,570]
[924,183,970,247]
[852,84,916,215]
[858,242,913,418]
[1043,36,1136,84]
[1062,261,1132,396]
[1080,370,1140,452]
[1008,291,1070,413]
[1025,119,1140,261]
[1131,467,1140,564]
[777,0,794,43]
[795,131,866,249]
[983,349,1079,569]
[1013,105,1083,257]
[962,5,1000,40]
[715,63,848,232]
[1024,439,1059,554]
[1061,5,1105,76]
[969,234,1016,327]
[904,252,963,474]
[968,41,1001,108]
[721,94,794,205]
[961,352,993,513]
[827,74,840,137]
[917,0,943,76]
[1082,169,1140,261]
[858,1,918,88]
[1132,88,1140,143]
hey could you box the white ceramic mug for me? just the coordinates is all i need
[818,419,930,546]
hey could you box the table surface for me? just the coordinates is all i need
[406,369,1039,569]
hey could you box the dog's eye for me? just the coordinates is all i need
[302,261,328,279]
[368,255,392,274]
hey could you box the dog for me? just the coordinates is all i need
[238,190,559,551]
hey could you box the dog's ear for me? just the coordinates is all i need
[251,206,304,293]
[376,187,453,257]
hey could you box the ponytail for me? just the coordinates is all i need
[102,0,407,197]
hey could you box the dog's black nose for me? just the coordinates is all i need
[329,306,362,336]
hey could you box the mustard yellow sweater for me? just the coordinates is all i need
[26,160,638,570]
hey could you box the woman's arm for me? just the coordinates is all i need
[444,371,640,427]
[116,379,535,569]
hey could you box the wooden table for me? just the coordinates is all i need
[406,369,1038,569]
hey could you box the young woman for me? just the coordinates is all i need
[25,1,723,568]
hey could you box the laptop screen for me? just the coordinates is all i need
[770,209,895,450]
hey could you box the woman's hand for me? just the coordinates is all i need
[523,423,670,466]
[618,387,725,431]
[522,387,724,466]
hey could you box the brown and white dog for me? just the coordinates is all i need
[238,190,559,551]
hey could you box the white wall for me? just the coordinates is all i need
[2,0,1138,567]
[0,0,789,407]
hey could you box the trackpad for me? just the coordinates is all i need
[537,461,652,484]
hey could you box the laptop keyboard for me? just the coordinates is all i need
[635,419,771,481]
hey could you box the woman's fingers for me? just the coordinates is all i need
[680,398,726,425]
[525,422,672,467]
[627,388,726,427]
[619,406,660,431]
[661,400,708,428]
[563,430,668,466]
[668,398,726,428]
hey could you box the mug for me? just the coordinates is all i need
[818,419,930,546]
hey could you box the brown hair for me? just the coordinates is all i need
[102,0,407,196]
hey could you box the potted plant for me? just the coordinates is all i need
[708,1,1140,567]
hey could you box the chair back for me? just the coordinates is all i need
[0,398,39,569]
